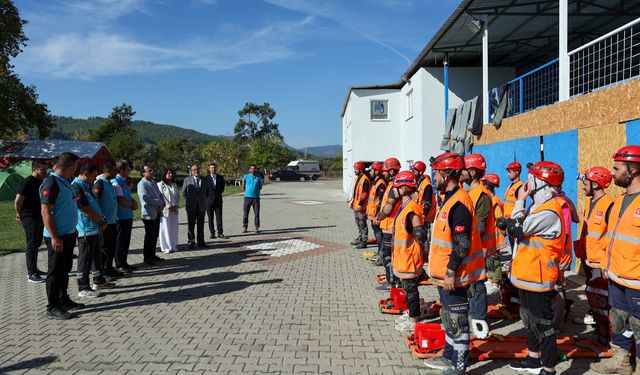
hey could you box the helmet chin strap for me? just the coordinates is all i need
[529,178,548,202]
[623,163,640,187]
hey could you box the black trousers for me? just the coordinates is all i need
[519,288,558,368]
[207,201,224,236]
[77,234,100,290]
[20,215,43,275]
[142,217,160,261]
[115,219,133,268]
[186,210,206,245]
[401,276,421,318]
[45,233,76,311]
[100,223,117,271]
[242,198,260,228]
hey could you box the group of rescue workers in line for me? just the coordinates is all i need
[347,145,640,375]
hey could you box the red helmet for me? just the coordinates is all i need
[464,154,487,171]
[613,145,640,163]
[370,162,383,173]
[529,161,564,186]
[411,161,426,174]
[393,170,417,188]
[431,152,464,172]
[584,166,612,189]
[481,173,500,187]
[506,161,522,171]
[383,157,401,171]
[353,161,365,170]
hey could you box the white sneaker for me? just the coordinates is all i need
[78,289,102,298]
[395,318,416,332]
[395,311,410,324]
[485,280,499,295]
[161,250,171,254]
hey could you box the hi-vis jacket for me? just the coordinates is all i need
[392,199,425,279]
[603,193,640,290]
[367,178,387,220]
[350,174,370,211]
[380,184,402,234]
[415,176,437,223]
[503,180,523,218]
[468,184,499,257]
[428,188,486,287]
[510,198,565,292]
[578,195,615,269]
[490,193,508,254]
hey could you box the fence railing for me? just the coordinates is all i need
[569,17,640,97]
[506,58,559,116]
[494,17,640,119]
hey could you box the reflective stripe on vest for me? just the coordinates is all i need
[510,198,565,292]
[392,199,425,279]
[353,174,370,208]
[415,176,437,223]
[367,178,387,219]
[428,188,486,287]
[469,184,498,257]
[503,181,523,218]
[491,194,508,252]
[583,195,614,268]
[380,184,401,233]
[604,193,640,290]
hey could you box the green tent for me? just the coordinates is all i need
[0,171,24,202]
[3,159,33,178]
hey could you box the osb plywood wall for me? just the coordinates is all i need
[575,122,626,222]
[476,79,640,145]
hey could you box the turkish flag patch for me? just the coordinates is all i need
[42,190,50,197]
[596,210,603,218]
[635,208,640,217]
[441,212,448,220]
[94,188,100,193]
[454,225,465,233]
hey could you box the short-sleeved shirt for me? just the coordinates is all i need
[94,175,118,224]
[39,173,79,237]
[243,174,263,198]
[17,176,44,217]
[112,175,134,220]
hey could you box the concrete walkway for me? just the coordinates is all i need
[0,180,601,374]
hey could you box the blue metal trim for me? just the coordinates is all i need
[444,62,449,122]
[508,58,559,84]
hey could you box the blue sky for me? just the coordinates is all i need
[13,0,457,149]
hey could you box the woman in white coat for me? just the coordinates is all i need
[158,168,179,253]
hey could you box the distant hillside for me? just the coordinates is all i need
[284,144,341,159]
[50,116,222,144]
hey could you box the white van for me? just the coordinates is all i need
[286,160,321,180]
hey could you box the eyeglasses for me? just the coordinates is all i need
[192,168,200,171]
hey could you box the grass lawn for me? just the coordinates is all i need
[0,185,244,256]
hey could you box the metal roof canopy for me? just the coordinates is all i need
[404,0,640,79]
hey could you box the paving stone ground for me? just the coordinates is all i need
[0,179,604,374]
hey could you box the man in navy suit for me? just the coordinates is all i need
[206,162,227,239]
[182,164,211,249]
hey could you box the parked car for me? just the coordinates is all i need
[286,160,321,180]
[268,170,310,182]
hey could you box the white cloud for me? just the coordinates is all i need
[15,2,316,79]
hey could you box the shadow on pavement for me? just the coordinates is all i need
[0,356,57,372]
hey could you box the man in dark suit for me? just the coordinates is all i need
[206,162,227,239]
[182,164,211,249]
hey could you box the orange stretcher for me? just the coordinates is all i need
[420,301,519,320]
[378,287,407,314]
[405,323,613,360]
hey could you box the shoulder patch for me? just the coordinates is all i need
[454,225,465,233]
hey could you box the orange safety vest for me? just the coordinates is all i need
[428,188,486,287]
[380,184,402,234]
[603,193,640,290]
[582,195,615,269]
[503,180,523,218]
[510,198,565,292]
[415,176,437,223]
[469,183,499,257]
[491,194,508,253]
[392,199,425,279]
[352,174,370,211]
[555,196,574,271]
[367,178,387,220]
